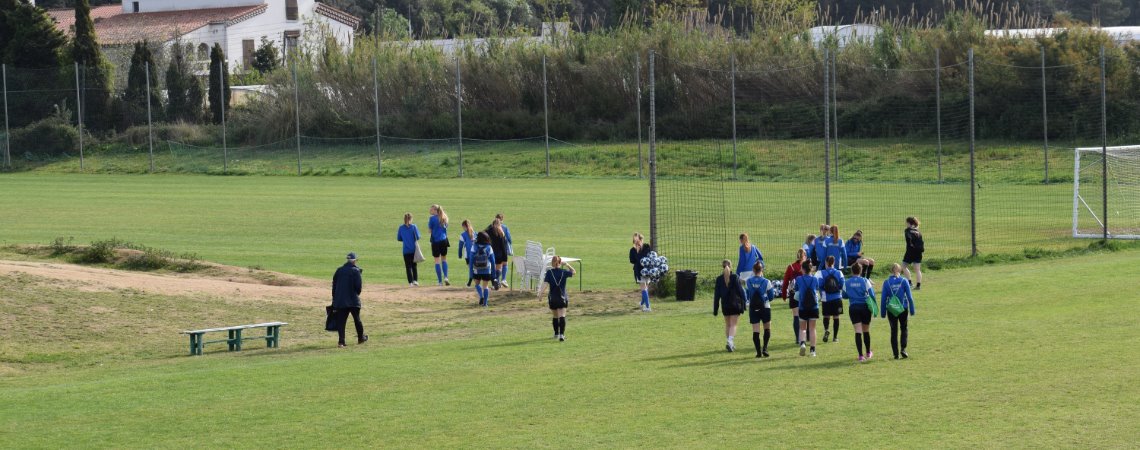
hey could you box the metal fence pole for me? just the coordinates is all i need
[649,49,658,249]
[832,50,839,181]
[823,48,831,224]
[969,48,978,257]
[543,53,550,177]
[2,64,10,169]
[636,53,643,179]
[293,63,301,176]
[1100,46,1108,240]
[373,56,382,177]
[936,47,943,183]
[730,50,737,180]
[456,57,463,178]
[75,62,84,170]
[146,61,154,173]
[219,60,227,174]
[1041,45,1049,183]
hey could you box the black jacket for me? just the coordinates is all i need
[332,262,363,308]
[713,273,746,316]
[629,243,652,280]
[905,227,924,253]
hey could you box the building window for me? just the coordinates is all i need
[132,2,139,12]
[284,30,300,57]
[197,43,209,60]
[285,0,298,20]
[242,39,255,70]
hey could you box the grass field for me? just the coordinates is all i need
[0,245,1137,447]
[0,173,1100,288]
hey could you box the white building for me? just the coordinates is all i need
[808,24,881,49]
[48,0,359,73]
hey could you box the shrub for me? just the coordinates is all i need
[11,117,80,157]
[48,237,77,257]
[72,238,122,264]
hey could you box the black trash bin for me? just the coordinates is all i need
[676,270,698,301]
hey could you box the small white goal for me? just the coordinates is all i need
[1073,146,1140,239]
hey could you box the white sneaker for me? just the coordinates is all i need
[810,350,817,357]
[799,343,807,356]
[444,278,451,286]
[409,282,415,287]
[559,334,565,342]
[500,281,509,288]
[411,281,419,287]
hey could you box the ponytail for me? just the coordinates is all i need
[722,259,732,283]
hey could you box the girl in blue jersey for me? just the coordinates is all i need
[544,255,575,342]
[845,230,876,278]
[881,263,917,359]
[819,255,845,344]
[471,231,498,307]
[811,224,830,270]
[825,224,848,272]
[396,212,421,287]
[629,232,652,312]
[794,260,821,356]
[713,260,746,352]
[802,234,815,258]
[843,263,876,362]
[457,220,477,287]
[745,262,773,358]
[737,233,763,287]
[486,219,509,289]
[428,204,451,286]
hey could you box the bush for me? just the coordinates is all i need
[48,237,77,257]
[11,117,80,157]
[72,238,122,264]
[114,122,219,146]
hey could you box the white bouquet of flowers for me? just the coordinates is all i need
[639,251,669,283]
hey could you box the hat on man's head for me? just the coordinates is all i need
[346,252,358,260]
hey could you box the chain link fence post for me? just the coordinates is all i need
[1100,46,1108,240]
[936,47,943,183]
[75,62,84,171]
[146,61,154,173]
[730,49,737,180]
[543,53,550,177]
[648,49,657,248]
[456,56,463,178]
[823,48,831,224]
[293,63,301,176]
[373,56,382,177]
[969,48,977,257]
[219,59,228,174]
[636,53,643,179]
[2,64,9,169]
[1041,44,1049,183]
[832,49,839,181]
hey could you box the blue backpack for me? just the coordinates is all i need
[473,246,492,272]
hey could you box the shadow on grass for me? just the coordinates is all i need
[462,338,549,350]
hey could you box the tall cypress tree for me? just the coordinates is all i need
[0,0,68,69]
[125,41,162,123]
[71,0,113,129]
[207,43,231,124]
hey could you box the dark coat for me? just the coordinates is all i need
[713,273,746,316]
[332,262,363,308]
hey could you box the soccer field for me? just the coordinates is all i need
[0,245,1137,447]
[0,174,1085,288]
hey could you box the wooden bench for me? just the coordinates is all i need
[180,322,288,356]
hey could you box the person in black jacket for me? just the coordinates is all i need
[713,259,746,352]
[629,232,653,312]
[902,216,925,291]
[332,252,367,348]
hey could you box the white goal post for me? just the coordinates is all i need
[1073,145,1140,239]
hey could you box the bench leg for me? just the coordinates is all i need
[234,329,243,351]
[188,334,199,356]
[227,330,235,351]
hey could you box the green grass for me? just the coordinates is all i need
[0,247,1136,447]
[0,172,1118,289]
[11,137,1078,184]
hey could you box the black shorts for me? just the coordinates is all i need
[431,239,450,257]
[749,306,771,324]
[548,298,568,310]
[903,250,923,264]
[473,273,493,281]
[849,304,872,325]
[788,299,799,309]
[800,308,819,320]
[822,301,843,316]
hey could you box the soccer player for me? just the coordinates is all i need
[845,230,875,278]
[544,255,575,341]
[457,220,477,287]
[486,219,509,290]
[428,204,451,286]
[737,233,764,286]
[629,232,653,312]
[782,249,808,344]
[471,232,498,307]
[745,262,773,358]
[819,255,845,343]
[811,224,830,270]
[843,263,876,362]
[902,217,925,290]
[794,260,821,356]
[881,263,916,359]
[396,212,420,287]
[825,224,848,272]
[713,260,746,352]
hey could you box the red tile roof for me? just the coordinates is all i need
[48,4,122,32]
[48,4,267,45]
[314,3,360,29]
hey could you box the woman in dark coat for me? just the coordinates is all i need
[713,259,747,352]
[486,218,509,289]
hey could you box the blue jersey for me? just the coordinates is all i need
[843,276,876,306]
[745,276,772,308]
[812,237,829,263]
[737,245,763,275]
[818,267,845,302]
[825,238,848,269]
[458,230,475,260]
[396,224,420,254]
[794,274,820,312]
[428,215,448,243]
[880,276,916,317]
[844,239,862,260]
[472,244,497,275]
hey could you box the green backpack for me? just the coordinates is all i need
[886,279,907,317]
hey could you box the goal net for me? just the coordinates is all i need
[1073,146,1140,239]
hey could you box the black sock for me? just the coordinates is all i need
[752,332,761,354]
[824,317,831,333]
[558,317,566,334]
[834,320,840,336]
[793,316,800,341]
[855,333,864,356]
[763,329,770,351]
[553,318,560,334]
[863,331,871,352]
